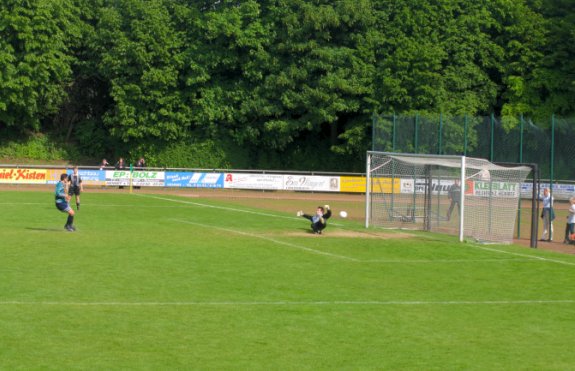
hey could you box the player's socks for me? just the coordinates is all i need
[77,203,80,210]
[67,215,74,226]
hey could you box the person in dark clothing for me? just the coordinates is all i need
[446,179,461,221]
[67,166,83,210]
[115,157,126,189]
[297,205,332,234]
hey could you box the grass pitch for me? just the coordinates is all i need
[1,190,575,369]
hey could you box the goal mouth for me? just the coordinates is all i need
[366,152,535,245]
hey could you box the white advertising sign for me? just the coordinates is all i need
[105,170,165,187]
[224,173,284,190]
[283,175,340,192]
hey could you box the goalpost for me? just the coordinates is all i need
[365,152,534,244]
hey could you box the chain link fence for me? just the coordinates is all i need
[372,114,573,183]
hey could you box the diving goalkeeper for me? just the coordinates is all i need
[297,205,332,234]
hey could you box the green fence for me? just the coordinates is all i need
[372,114,575,182]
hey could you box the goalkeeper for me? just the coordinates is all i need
[297,205,332,234]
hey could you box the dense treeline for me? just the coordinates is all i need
[0,0,573,171]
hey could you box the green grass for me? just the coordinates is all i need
[1,190,575,370]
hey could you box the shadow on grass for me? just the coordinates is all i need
[26,227,65,232]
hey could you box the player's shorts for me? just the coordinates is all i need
[68,186,81,196]
[56,202,72,213]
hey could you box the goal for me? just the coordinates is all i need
[365,152,534,244]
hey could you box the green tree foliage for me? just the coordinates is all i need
[0,0,574,170]
[95,0,191,143]
[0,0,79,132]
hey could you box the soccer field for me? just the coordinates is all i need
[1,190,575,369]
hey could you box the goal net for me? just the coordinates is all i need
[365,152,532,244]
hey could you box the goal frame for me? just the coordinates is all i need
[365,152,537,247]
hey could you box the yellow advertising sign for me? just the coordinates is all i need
[340,176,400,193]
[0,168,47,183]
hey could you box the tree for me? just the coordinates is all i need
[0,0,79,133]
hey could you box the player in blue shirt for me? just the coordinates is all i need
[55,173,76,232]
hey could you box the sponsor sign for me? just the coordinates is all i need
[283,175,340,192]
[400,179,455,194]
[398,178,519,198]
[472,181,520,198]
[46,169,65,184]
[340,176,365,193]
[223,173,283,190]
[75,169,106,185]
[413,179,454,195]
[521,182,575,200]
[342,176,401,193]
[165,172,224,188]
[0,168,47,184]
[106,170,165,187]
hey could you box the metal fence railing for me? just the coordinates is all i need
[373,114,575,189]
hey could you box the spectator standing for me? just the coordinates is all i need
[134,157,145,189]
[564,196,575,244]
[99,158,110,170]
[115,157,126,189]
[540,187,554,242]
[135,157,146,170]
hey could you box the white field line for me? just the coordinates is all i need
[0,299,574,306]
[361,258,531,263]
[471,244,575,267]
[172,218,537,265]
[139,194,345,226]
[171,218,360,262]
[0,202,203,209]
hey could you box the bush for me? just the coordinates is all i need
[150,140,233,169]
[0,134,79,163]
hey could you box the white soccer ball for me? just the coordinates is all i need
[339,211,348,218]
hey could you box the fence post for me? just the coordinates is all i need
[517,115,525,239]
[490,113,495,161]
[464,115,468,156]
[414,114,419,153]
[392,112,397,151]
[551,114,555,192]
[371,112,377,151]
[438,113,443,155]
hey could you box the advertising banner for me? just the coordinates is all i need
[522,182,575,200]
[283,175,340,192]
[0,168,47,184]
[472,181,520,198]
[46,169,65,184]
[165,172,224,188]
[223,173,284,190]
[400,179,454,195]
[75,169,106,186]
[106,170,165,187]
[340,176,365,193]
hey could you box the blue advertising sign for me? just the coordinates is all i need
[60,168,106,185]
[165,172,224,188]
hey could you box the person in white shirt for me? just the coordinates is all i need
[540,188,554,242]
[563,196,575,244]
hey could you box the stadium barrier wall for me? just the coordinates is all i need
[1,166,573,199]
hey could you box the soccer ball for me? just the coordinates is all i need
[339,211,348,218]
